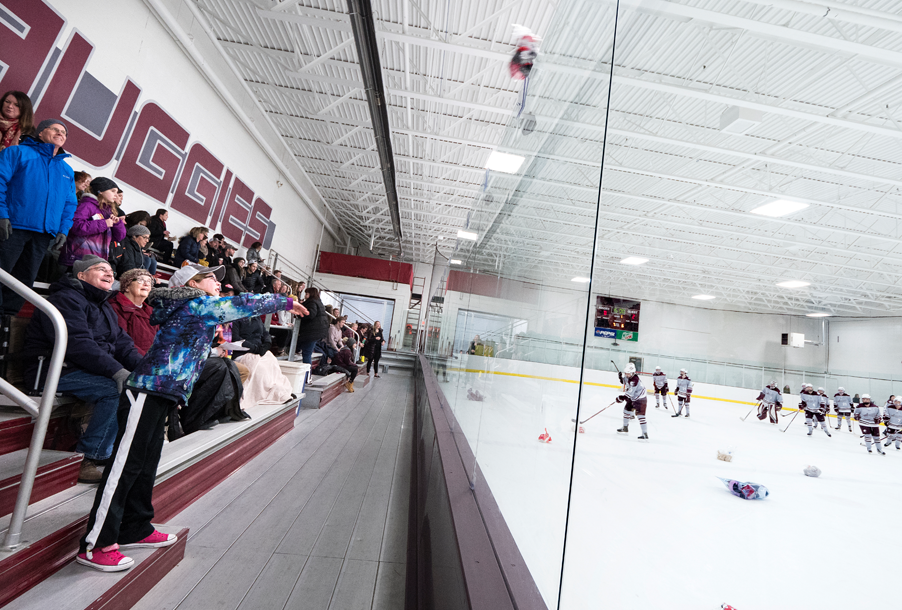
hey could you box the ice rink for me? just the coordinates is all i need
[440,356,899,610]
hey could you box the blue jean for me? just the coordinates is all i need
[142,254,157,275]
[298,340,318,365]
[56,370,122,461]
[0,229,53,314]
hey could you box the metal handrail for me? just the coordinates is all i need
[0,269,68,550]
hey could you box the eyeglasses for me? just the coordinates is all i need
[44,127,67,136]
[135,278,154,286]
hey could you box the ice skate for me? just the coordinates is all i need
[885,439,892,447]
[684,414,690,419]
[867,447,873,453]
[807,429,813,436]
[637,433,649,441]
[835,424,841,430]
[823,427,831,437]
[616,426,629,434]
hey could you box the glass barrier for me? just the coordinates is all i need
[420,1,902,608]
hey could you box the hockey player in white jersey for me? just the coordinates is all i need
[671,369,693,418]
[800,385,831,437]
[651,366,669,409]
[855,394,884,454]
[616,363,649,440]
[755,380,783,423]
[833,387,853,431]
[883,397,902,450]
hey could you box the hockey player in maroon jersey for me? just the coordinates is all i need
[800,385,831,437]
[671,369,693,418]
[755,380,783,423]
[616,363,649,440]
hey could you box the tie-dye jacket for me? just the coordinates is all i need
[127,286,293,402]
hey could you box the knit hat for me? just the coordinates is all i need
[89,176,119,194]
[169,263,225,288]
[72,255,109,275]
[36,118,67,135]
[119,268,153,292]
[127,224,151,237]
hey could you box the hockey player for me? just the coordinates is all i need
[833,387,853,431]
[651,366,668,409]
[884,397,902,450]
[671,369,693,418]
[755,380,783,423]
[854,394,884,454]
[799,385,831,437]
[616,362,649,440]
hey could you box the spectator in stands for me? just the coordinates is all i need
[124,210,149,229]
[146,208,172,263]
[116,224,156,277]
[244,261,264,293]
[110,268,157,356]
[23,255,142,484]
[246,241,263,265]
[0,90,34,152]
[173,226,208,267]
[341,319,356,342]
[366,321,385,377]
[205,234,225,266]
[333,336,358,393]
[295,286,328,365]
[232,310,272,357]
[225,257,248,293]
[468,334,482,354]
[59,177,126,272]
[328,316,343,355]
[222,242,237,267]
[74,171,91,199]
[0,118,77,314]
[76,262,308,572]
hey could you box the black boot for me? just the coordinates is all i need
[616,426,629,434]
[167,405,184,441]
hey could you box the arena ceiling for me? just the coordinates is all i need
[192,0,902,316]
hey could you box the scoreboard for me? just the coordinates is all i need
[594,296,640,341]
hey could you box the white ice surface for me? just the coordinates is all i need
[441,358,898,610]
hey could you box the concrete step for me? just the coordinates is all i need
[0,449,82,519]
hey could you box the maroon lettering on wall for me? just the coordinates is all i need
[169,142,225,224]
[0,0,64,94]
[35,31,141,167]
[220,177,254,245]
[115,102,189,204]
[208,169,233,229]
[247,197,274,249]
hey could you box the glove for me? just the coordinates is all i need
[616,394,625,403]
[662,384,669,393]
[0,218,10,241]
[50,232,66,254]
[112,369,131,394]
[617,372,624,383]
[776,404,782,411]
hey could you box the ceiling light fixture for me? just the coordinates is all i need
[806,312,831,317]
[620,257,649,265]
[776,280,810,288]
[485,150,525,173]
[750,199,809,217]
[449,259,462,265]
[571,277,591,283]
[457,230,478,240]
[691,295,716,300]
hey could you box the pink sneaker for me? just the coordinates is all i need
[76,544,135,572]
[119,530,178,549]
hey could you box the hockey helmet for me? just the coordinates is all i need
[769,379,777,386]
[837,386,845,393]
[817,387,824,393]
[624,363,636,376]
[655,366,661,371]
[895,398,901,406]
[861,394,871,402]
[680,368,687,374]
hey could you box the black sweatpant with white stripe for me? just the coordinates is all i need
[79,390,176,552]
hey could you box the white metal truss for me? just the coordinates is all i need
[192,0,902,316]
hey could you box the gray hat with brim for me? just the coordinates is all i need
[169,263,225,288]
[72,254,110,275]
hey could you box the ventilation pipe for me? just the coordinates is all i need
[346,0,403,256]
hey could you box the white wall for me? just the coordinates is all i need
[17,0,342,277]
[828,318,902,377]
[314,272,411,349]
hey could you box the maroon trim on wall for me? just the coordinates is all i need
[83,527,189,610]
[318,251,414,288]
[0,453,82,518]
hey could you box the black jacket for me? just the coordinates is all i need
[116,237,146,277]
[147,216,167,247]
[232,315,271,356]
[224,264,248,293]
[23,275,142,387]
[296,296,328,343]
[244,270,264,293]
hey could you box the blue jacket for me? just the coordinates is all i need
[0,136,78,235]
[128,286,293,402]
[173,237,200,267]
[23,275,143,387]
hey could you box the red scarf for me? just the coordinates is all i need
[0,117,21,151]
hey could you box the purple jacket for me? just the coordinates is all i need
[59,194,126,266]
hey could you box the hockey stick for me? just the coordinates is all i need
[573,400,618,425]
[668,393,678,414]
[781,409,801,433]
[740,402,760,422]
